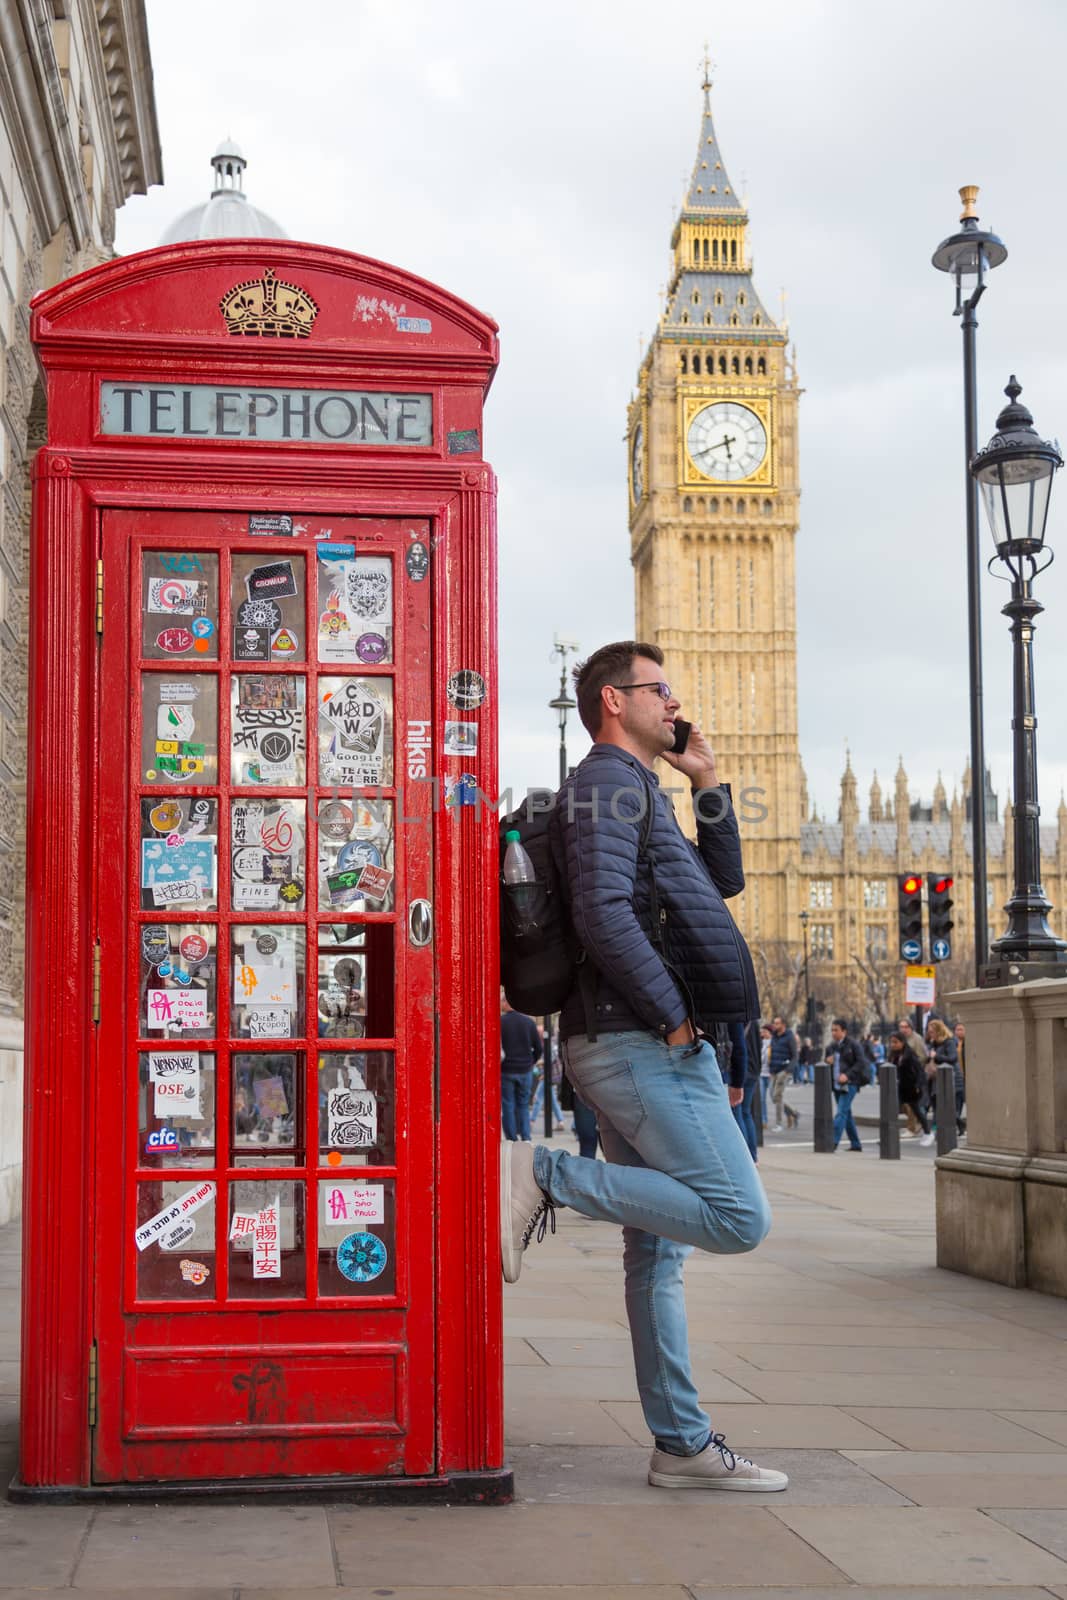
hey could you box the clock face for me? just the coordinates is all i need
[631,425,644,502]
[687,402,767,482]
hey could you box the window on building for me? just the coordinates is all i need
[863,879,888,909]
[715,290,724,306]
[736,666,743,730]
[712,238,719,264]
[865,924,889,962]
[736,498,746,517]
[731,355,740,374]
[744,356,753,374]
[681,312,690,324]
[683,496,693,513]
[693,352,701,374]
[749,557,755,626]
[708,497,719,515]
[730,313,740,327]
[736,556,742,628]
[718,355,727,374]
[757,356,766,374]
[730,239,737,264]
[704,311,713,326]
[809,879,833,908]
[762,497,773,515]
[692,240,700,265]
[708,663,716,729]
[811,923,834,959]
[750,670,757,730]
[692,289,701,305]
[753,314,762,328]
[680,351,688,374]
[703,237,709,263]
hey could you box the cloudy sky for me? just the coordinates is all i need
[116,0,1067,821]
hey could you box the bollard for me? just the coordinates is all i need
[936,1063,957,1155]
[814,1061,834,1153]
[878,1061,900,1160]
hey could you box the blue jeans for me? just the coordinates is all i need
[833,1083,862,1150]
[733,1075,760,1162]
[531,1077,564,1124]
[501,1071,533,1141]
[572,1092,599,1159]
[540,1030,771,1456]
[759,1075,770,1121]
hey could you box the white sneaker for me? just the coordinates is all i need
[500,1140,555,1284]
[919,1132,936,1146]
[648,1432,788,1492]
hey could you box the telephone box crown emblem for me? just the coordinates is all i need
[219,266,318,338]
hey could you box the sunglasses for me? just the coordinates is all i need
[610,681,673,701]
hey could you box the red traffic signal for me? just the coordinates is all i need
[901,874,922,896]
[932,876,954,894]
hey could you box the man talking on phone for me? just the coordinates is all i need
[500,640,785,1492]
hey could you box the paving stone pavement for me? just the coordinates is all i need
[2,1137,1067,1596]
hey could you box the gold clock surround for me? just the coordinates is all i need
[679,393,773,488]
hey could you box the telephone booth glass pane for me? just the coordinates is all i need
[230,798,307,913]
[228,1180,305,1299]
[317,798,395,913]
[139,925,217,1038]
[315,549,394,665]
[139,798,219,912]
[318,1178,396,1298]
[139,1050,216,1166]
[136,1179,217,1301]
[231,925,305,1040]
[140,674,218,786]
[232,1051,302,1163]
[141,551,220,661]
[316,677,393,787]
[230,675,307,787]
[230,553,306,662]
[318,1051,395,1166]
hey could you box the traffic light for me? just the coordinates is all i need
[897,872,924,961]
[928,873,954,962]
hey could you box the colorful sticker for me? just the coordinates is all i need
[445,772,480,808]
[191,616,215,639]
[356,632,387,664]
[247,561,297,602]
[446,670,487,710]
[447,427,480,455]
[161,1219,197,1251]
[180,933,209,964]
[256,933,278,956]
[179,1258,211,1285]
[405,542,429,581]
[156,627,195,654]
[443,721,478,757]
[271,627,298,656]
[141,837,216,900]
[325,1182,384,1224]
[248,1008,291,1038]
[318,800,354,841]
[145,988,209,1031]
[279,879,303,905]
[234,627,270,661]
[252,1198,281,1279]
[337,839,381,873]
[355,863,393,902]
[141,926,171,965]
[315,542,356,560]
[336,1231,387,1283]
[147,578,203,615]
[145,1128,181,1155]
[150,800,183,834]
[318,681,386,787]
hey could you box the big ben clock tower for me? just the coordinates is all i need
[628,65,802,944]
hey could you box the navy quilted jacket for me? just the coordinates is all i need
[550,744,759,1041]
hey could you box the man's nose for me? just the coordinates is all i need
[666,694,681,713]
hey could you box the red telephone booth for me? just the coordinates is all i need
[14,242,507,1499]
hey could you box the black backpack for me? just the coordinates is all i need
[499,782,658,1018]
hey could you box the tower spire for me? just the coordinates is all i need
[683,68,744,218]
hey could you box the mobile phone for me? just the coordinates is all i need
[670,718,691,755]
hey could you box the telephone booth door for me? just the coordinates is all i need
[92,507,436,1483]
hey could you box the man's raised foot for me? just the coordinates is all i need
[648,1432,788,1491]
[500,1139,555,1283]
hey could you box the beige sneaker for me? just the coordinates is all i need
[500,1140,555,1284]
[648,1433,788,1491]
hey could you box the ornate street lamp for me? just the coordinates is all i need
[549,634,579,788]
[971,377,1067,980]
[932,186,1008,983]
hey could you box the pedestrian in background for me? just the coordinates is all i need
[759,1023,772,1124]
[927,1018,965,1137]
[826,1018,868,1153]
[500,996,542,1142]
[797,1035,817,1085]
[887,1031,934,1146]
[769,1015,799,1131]
[897,1018,929,1136]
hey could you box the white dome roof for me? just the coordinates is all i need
[159,139,287,245]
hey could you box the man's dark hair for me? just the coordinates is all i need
[832,1017,848,1031]
[573,640,664,736]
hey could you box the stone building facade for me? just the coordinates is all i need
[0,1,160,1222]
[630,75,1065,1029]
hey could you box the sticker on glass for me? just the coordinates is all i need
[327,1087,377,1148]
[146,578,204,616]
[134,1180,215,1251]
[246,561,298,602]
[251,1196,282,1279]
[325,1182,383,1224]
[141,835,216,906]
[445,772,479,808]
[318,554,392,665]
[180,1258,211,1285]
[336,1230,387,1283]
[318,680,387,787]
[231,676,306,787]
[146,988,209,1031]
[405,542,428,582]
[248,1008,291,1039]
[319,800,353,841]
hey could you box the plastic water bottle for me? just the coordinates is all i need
[503,829,538,930]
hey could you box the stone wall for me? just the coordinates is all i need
[0,0,160,1224]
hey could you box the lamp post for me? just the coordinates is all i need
[549,634,579,787]
[932,186,1007,983]
[970,377,1067,982]
[799,909,813,1035]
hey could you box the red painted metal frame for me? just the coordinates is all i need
[20,242,502,1490]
